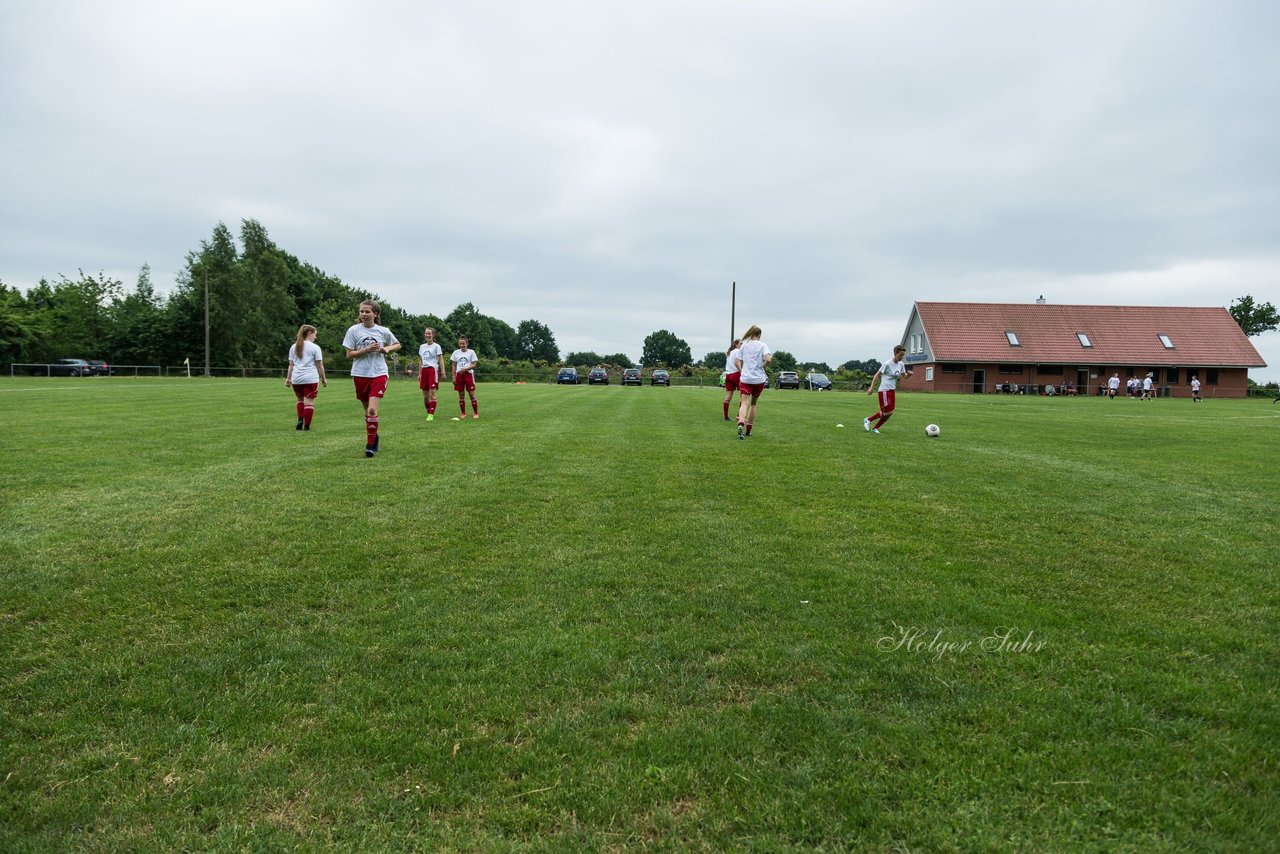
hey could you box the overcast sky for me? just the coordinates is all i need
[3,0,1278,378]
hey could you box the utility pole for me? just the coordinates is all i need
[203,268,210,377]
[730,281,736,344]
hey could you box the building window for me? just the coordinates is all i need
[1076,332,1093,348]
[1158,334,1175,349]
[925,367,934,382]
[1036,365,1065,376]
[1167,367,1179,384]
[1005,330,1020,346]
[942,364,967,374]
[998,365,1023,375]
[1207,368,1219,384]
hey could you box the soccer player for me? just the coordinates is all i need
[285,324,327,430]
[1142,373,1155,401]
[418,326,444,421]
[734,326,771,439]
[451,335,480,419]
[722,338,742,421]
[864,345,912,434]
[1190,375,1201,402]
[1107,373,1120,399]
[342,299,400,457]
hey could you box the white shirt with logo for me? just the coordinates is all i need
[418,341,443,373]
[724,348,742,374]
[878,360,907,392]
[451,348,478,375]
[343,323,398,378]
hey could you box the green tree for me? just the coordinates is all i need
[24,271,122,361]
[107,264,167,366]
[702,349,730,369]
[565,351,603,366]
[517,319,559,363]
[1229,295,1279,337]
[771,350,798,372]
[641,330,692,367]
[601,352,633,368]
[487,316,520,360]
[841,358,880,374]
[0,283,48,364]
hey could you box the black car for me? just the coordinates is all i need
[622,368,642,386]
[650,369,670,386]
[87,359,111,377]
[44,358,93,377]
[776,371,800,390]
[556,367,580,384]
[805,372,832,391]
[588,368,609,385]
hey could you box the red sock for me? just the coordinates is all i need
[427,399,436,414]
[745,423,753,435]
[303,404,314,427]
[471,397,479,415]
[459,398,467,416]
[365,416,378,444]
[723,400,729,418]
[296,400,304,419]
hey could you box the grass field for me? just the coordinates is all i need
[2,377,1277,851]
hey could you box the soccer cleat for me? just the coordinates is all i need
[737,424,745,440]
[872,428,880,434]
[426,414,434,421]
[372,435,380,453]
[863,419,871,432]
[364,444,375,457]
[304,425,310,431]
[472,413,480,419]
[296,418,304,430]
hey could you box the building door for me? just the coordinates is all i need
[1077,369,1089,394]
[973,369,986,393]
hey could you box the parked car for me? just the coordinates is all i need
[776,371,800,389]
[87,359,111,377]
[805,372,832,390]
[588,367,609,385]
[44,358,93,377]
[622,368,643,386]
[650,369,670,386]
[556,367,580,384]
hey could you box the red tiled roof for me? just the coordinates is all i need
[913,302,1266,367]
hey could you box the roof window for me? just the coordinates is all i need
[1005,330,1020,346]
[1076,332,1093,348]
[1158,334,1175,349]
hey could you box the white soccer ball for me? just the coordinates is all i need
[925,423,940,438]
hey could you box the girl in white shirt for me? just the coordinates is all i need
[734,326,772,439]
[285,324,327,430]
[451,336,480,419]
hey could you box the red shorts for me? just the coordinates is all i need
[291,382,318,401]
[877,389,896,413]
[453,372,476,393]
[353,375,388,402]
[725,371,741,392]
[740,381,766,398]
[419,367,438,390]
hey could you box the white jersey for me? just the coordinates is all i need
[724,348,742,374]
[878,359,908,392]
[287,340,323,385]
[738,340,771,384]
[418,341,443,374]
[1190,378,1200,392]
[343,323,398,378]
[451,348,478,375]
[1143,376,1154,392]
[1108,376,1120,390]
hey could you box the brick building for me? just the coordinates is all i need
[898,301,1266,398]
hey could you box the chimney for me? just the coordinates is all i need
[1036,295,1046,304]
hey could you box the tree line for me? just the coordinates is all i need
[0,220,562,372]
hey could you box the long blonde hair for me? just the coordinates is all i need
[742,325,762,340]
[295,324,316,358]
[726,338,742,355]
